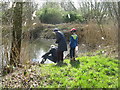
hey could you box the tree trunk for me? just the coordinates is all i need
[10,2,23,66]
[118,1,120,60]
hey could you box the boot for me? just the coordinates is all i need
[70,57,74,61]
[70,58,72,61]
[73,57,76,61]
[40,59,46,64]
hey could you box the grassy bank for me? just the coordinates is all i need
[2,55,118,88]
[38,56,118,88]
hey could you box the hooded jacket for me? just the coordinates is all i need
[55,31,67,51]
[70,33,78,48]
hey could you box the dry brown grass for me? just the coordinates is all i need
[40,22,118,49]
[60,22,118,47]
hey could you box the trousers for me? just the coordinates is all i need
[70,47,75,58]
[57,50,64,62]
[42,55,57,63]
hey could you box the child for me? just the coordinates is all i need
[41,45,58,64]
[69,28,78,61]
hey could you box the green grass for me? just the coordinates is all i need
[36,55,118,88]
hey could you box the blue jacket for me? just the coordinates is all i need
[70,34,78,48]
[55,31,67,51]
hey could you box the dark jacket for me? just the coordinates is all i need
[55,31,67,51]
[42,47,57,61]
[70,34,78,48]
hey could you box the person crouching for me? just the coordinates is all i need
[41,45,58,64]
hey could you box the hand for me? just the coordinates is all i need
[42,55,45,58]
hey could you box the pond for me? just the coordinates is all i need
[29,38,88,64]
[29,38,69,64]
[29,38,56,64]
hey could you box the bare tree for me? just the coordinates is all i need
[118,1,120,28]
[60,0,76,11]
[10,2,23,66]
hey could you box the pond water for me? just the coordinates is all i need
[29,39,56,64]
[29,38,69,64]
[29,38,88,64]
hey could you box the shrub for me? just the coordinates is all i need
[37,8,63,24]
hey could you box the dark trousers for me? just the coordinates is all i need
[42,55,57,63]
[70,47,75,58]
[57,50,64,62]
